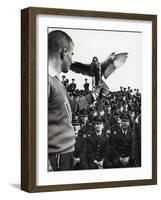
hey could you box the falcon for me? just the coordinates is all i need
[70,52,128,94]
[70,52,128,79]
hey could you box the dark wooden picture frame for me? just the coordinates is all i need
[21,7,157,192]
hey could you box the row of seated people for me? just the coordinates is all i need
[61,75,90,93]
[71,108,141,170]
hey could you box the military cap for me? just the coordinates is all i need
[121,114,129,122]
[72,119,80,126]
[79,109,88,117]
[128,105,135,112]
[93,116,103,124]
[72,114,79,120]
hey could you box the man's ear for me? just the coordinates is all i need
[60,48,67,60]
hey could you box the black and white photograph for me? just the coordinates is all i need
[48,27,142,172]
[21,7,157,192]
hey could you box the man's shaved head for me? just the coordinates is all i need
[48,30,74,58]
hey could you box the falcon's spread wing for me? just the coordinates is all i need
[113,52,128,68]
[101,52,128,79]
[103,64,116,79]
[70,62,91,76]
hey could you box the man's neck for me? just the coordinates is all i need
[96,130,102,136]
[48,58,61,77]
[122,129,127,133]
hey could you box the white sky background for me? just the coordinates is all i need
[49,28,142,92]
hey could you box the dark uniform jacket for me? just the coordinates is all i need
[110,126,133,158]
[80,122,93,137]
[87,132,111,167]
[106,112,115,127]
[74,135,87,160]
[84,83,89,92]
[131,115,141,165]
[74,135,88,169]
[69,83,76,92]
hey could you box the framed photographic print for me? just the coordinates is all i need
[21,7,157,192]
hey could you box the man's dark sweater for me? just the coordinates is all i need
[48,76,93,154]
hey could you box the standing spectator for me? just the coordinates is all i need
[84,78,90,93]
[79,109,92,137]
[70,78,77,92]
[61,75,66,86]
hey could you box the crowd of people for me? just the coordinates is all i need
[59,76,141,170]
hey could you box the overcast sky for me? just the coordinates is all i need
[49,28,142,92]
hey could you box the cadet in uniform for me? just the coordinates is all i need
[61,75,66,86]
[84,78,90,93]
[79,109,92,138]
[72,118,88,170]
[110,115,133,168]
[69,78,77,92]
[87,117,112,169]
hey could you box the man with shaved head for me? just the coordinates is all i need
[48,30,101,171]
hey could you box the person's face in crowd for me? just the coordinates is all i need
[120,106,124,112]
[128,99,132,104]
[94,122,104,133]
[81,116,88,124]
[106,106,111,113]
[100,110,105,116]
[129,111,135,120]
[106,129,111,137]
[117,117,122,126]
[114,114,119,121]
[61,42,74,73]
[62,76,66,81]
[121,120,130,130]
[73,124,81,137]
[124,104,128,110]
[92,111,97,117]
[123,96,126,101]
[66,82,69,86]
